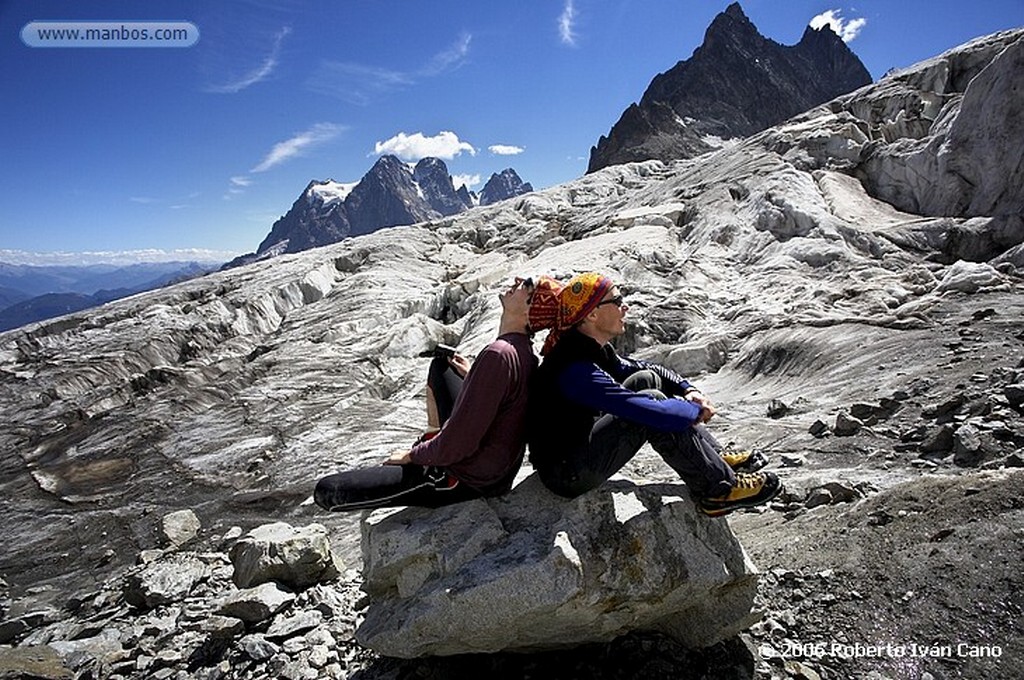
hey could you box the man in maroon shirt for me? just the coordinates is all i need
[314,276,562,510]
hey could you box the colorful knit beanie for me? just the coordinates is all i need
[541,272,614,354]
[527,275,564,332]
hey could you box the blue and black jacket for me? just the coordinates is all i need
[527,327,702,469]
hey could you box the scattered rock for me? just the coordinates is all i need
[123,554,211,609]
[228,522,341,590]
[781,454,807,467]
[808,420,830,438]
[805,482,865,509]
[161,509,201,549]
[217,582,295,624]
[1006,383,1024,409]
[767,399,791,418]
[920,424,956,454]
[834,411,864,436]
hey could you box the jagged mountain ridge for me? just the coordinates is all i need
[230,157,534,268]
[0,26,1023,680]
[588,2,873,172]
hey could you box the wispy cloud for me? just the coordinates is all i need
[307,63,412,106]
[489,144,525,156]
[809,9,867,43]
[251,122,346,173]
[374,131,477,161]
[308,32,472,104]
[559,0,578,46]
[230,176,252,187]
[420,32,472,76]
[208,26,291,93]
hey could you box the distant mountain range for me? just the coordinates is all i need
[0,261,216,332]
[588,2,873,171]
[226,156,533,268]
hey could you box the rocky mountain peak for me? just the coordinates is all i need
[588,1,872,172]
[413,157,471,217]
[479,168,534,206]
[703,1,762,49]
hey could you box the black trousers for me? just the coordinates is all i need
[537,371,737,499]
[314,355,483,511]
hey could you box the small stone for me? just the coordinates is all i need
[161,510,201,549]
[919,425,955,453]
[266,610,324,640]
[808,420,829,438]
[767,399,790,418]
[1004,384,1024,408]
[834,412,863,437]
[218,582,295,624]
[239,634,280,661]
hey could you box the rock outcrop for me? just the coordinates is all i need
[588,2,872,171]
[356,475,758,657]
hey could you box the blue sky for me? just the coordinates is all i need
[2,1,1022,263]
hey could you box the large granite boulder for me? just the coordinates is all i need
[356,475,759,658]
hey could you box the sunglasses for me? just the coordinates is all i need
[596,295,625,308]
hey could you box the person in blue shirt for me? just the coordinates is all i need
[527,272,782,516]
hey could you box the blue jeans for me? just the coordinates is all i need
[537,370,736,499]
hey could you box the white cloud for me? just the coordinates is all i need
[130,196,157,204]
[208,26,291,93]
[559,0,578,46]
[809,9,867,42]
[251,122,346,173]
[374,131,477,161]
[489,144,525,156]
[230,176,252,187]
[452,173,481,190]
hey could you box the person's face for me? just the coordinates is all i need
[499,277,535,318]
[590,285,628,338]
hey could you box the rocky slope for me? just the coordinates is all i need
[588,2,872,172]
[1,27,1023,680]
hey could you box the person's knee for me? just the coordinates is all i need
[313,474,339,510]
[623,369,662,393]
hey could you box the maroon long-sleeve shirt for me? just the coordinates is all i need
[409,332,537,493]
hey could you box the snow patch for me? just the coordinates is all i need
[308,180,357,207]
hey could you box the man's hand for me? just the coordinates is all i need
[449,353,472,378]
[685,390,715,423]
[384,450,412,466]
